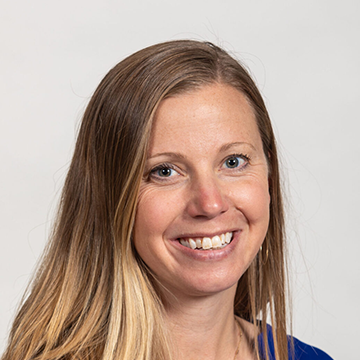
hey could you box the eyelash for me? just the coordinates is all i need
[223,153,251,169]
[149,163,178,180]
[147,153,251,181]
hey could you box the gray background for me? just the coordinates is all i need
[1,1,359,358]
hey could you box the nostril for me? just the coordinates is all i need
[185,177,229,219]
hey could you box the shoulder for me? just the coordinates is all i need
[258,324,334,360]
[290,335,333,360]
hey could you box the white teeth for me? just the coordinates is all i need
[220,233,225,245]
[180,239,190,248]
[179,232,233,250]
[189,238,197,249]
[225,232,232,244]
[212,235,221,248]
[202,237,212,249]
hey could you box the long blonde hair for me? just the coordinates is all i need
[2,40,288,360]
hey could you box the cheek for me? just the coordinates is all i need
[232,178,270,224]
[249,185,270,222]
[231,179,270,267]
[133,187,180,253]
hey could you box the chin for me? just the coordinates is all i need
[158,270,242,299]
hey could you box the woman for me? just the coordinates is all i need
[1,40,332,360]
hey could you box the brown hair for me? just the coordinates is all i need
[2,40,288,360]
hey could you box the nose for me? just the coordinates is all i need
[186,175,229,219]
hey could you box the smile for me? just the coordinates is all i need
[178,232,233,250]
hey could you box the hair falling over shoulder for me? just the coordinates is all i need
[2,40,289,360]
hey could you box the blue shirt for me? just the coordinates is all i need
[258,324,333,359]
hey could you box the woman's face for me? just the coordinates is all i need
[133,83,270,298]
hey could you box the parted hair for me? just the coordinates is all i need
[2,40,288,360]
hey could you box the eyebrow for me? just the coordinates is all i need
[219,141,257,152]
[148,142,257,161]
[148,152,187,160]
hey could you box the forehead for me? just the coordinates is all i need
[148,84,263,156]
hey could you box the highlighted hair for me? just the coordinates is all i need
[2,40,288,360]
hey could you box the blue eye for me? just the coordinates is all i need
[156,167,174,177]
[224,155,246,169]
[149,163,178,180]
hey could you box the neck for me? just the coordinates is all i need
[163,285,240,360]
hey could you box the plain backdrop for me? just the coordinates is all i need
[1,0,359,358]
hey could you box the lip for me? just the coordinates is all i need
[169,230,241,261]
